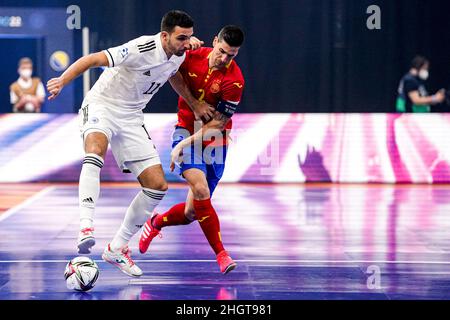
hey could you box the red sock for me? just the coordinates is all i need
[153,203,192,229]
[193,198,224,255]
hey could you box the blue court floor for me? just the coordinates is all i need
[0,183,449,300]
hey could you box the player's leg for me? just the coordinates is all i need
[152,189,195,230]
[184,167,236,274]
[103,121,169,276]
[103,161,167,277]
[183,168,221,250]
[139,189,196,254]
[111,162,168,251]
[139,130,199,254]
[78,130,109,254]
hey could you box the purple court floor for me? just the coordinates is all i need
[0,183,449,300]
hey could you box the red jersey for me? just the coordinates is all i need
[176,47,244,144]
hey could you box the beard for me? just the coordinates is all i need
[167,39,186,57]
[173,50,186,57]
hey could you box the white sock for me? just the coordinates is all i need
[110,188,166,251]
[79,153,104,230]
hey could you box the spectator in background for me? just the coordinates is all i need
[396,55,445,113]
[10,57,45,113]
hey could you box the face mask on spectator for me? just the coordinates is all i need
[19,68,32,79]
[419,69,429,80]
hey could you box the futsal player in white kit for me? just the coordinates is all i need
[46,10,211,277]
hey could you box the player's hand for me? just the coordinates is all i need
[189,36,204,50]
[47,77,64,100]
[192,100,215,122]
[170,145,183,172]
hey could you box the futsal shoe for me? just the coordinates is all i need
[102,244,143,277]
[139,215,162,254]
[77,227,95,254]
[216,250,237,274]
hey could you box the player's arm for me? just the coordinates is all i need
[175,110,230,147]
[169,71,215,121]
[169,106,234,172]
[46,52,109,100]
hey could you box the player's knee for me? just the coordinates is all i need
[138,168,168,191]
[85,145,106,159]
[144,179,168,192]
[192,182,210,200]
[157,181,169,192]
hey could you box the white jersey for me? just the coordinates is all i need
[84,32,185,111]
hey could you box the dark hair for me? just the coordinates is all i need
[411,55,429,70]
[161,10,194,33]
[218,25,244,47]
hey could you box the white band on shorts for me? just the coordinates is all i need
[124,157,162,178]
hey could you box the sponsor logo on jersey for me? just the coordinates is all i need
[233,82,243,89]
[188,72,198,78]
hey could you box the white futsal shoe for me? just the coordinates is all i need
[102,244,143,277]
[77,227,96,254]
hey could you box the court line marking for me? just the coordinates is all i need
[0,259,449,265]
[0,186,56,223]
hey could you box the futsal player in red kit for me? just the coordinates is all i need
[139,25,245,274]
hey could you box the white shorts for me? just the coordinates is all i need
[78,101,161,176]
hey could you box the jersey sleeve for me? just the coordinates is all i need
[222,76,244,105]
[103,36,151,68]
[216,75,244,119]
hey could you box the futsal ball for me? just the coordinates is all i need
[64,257,99,291]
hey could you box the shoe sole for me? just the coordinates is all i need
[77,237,95,254]
[101,253,143,278]
[223,262,237,275]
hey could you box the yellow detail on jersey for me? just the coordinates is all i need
[198,215,210,223]
[188,72,198,78]
[163,217,168,222]
[233,82,243,89]
[198,89,205,102]
[218,232,222,242]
